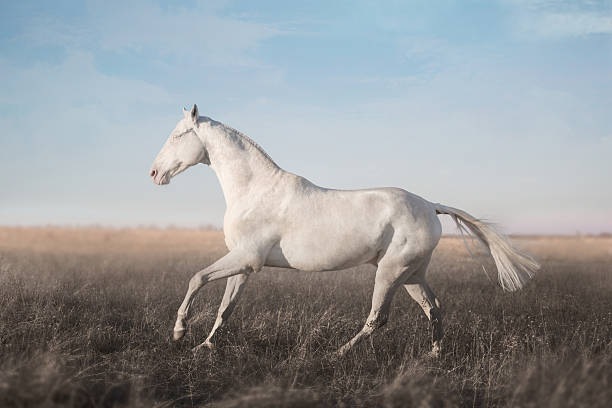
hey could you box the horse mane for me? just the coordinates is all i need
[201,117,279,168]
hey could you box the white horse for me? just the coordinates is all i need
[150,105,539,356]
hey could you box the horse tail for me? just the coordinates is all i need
[434,203,539,292]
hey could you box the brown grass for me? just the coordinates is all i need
[0,227,610,407]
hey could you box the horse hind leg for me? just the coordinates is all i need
[404,270,443,357]
[336,262,408,357]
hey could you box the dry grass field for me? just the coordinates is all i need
[0,227,610,407]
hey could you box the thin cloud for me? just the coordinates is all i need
[0,52,174,111]
[13,1,285,68]
[505,0,612,38]
[521,11,612,37]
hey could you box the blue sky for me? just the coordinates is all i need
[1,0,611,234]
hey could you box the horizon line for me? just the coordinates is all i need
[1,224,610,238]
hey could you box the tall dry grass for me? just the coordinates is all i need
[0,227,610,407]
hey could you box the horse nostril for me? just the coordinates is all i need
[150,169,157,178]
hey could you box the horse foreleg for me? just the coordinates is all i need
[404,281,443,357]
[173,250,257,343]
[197,273,249,350]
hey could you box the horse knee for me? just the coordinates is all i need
[188,273,205,290]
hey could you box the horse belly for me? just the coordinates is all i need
[270,225,385,271]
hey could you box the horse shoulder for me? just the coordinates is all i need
[223,174,299,250]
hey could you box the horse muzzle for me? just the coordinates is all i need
[149,168,170,185]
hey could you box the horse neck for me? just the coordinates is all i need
[202,121,281,206]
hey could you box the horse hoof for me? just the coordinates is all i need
[173,329,185,341]
[192,341,214,354]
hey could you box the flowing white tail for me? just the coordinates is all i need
[435,204,540,291]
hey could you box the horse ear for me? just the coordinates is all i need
[183,106,189,119]
[190,104,199,124]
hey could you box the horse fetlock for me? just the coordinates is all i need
[428,342,442,359]
[173,328,186,341]
[336,342,353,357]
[173,314,187,340]
[192,340,215,354]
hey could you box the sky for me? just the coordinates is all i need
[1,0,611,234]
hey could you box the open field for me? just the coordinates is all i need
[0,227,610,407]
